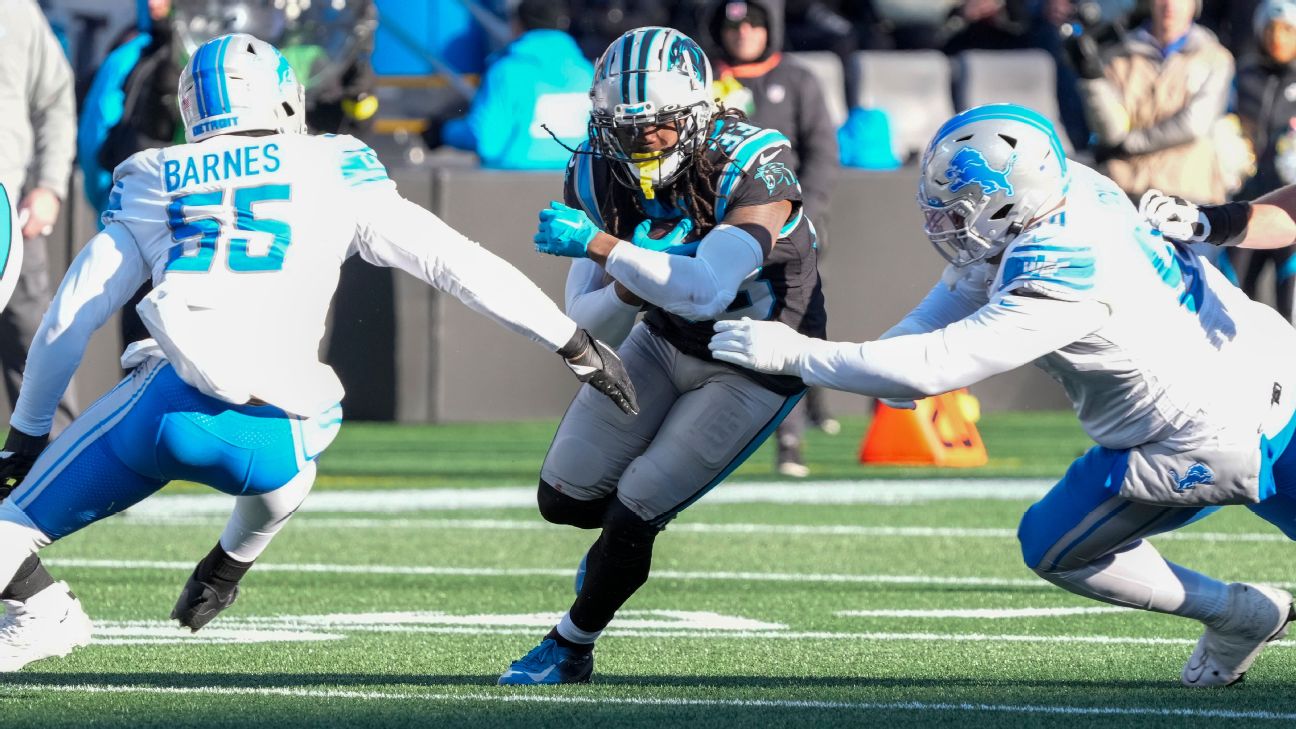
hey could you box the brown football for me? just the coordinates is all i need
[646,220,674,239]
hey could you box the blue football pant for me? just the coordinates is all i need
[1018,416,1296,618]
[0,358,340,587]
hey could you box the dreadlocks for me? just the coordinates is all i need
[600,106,747,241]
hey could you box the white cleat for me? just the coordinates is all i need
[0,581,93,672]
[1182,582,1294,688]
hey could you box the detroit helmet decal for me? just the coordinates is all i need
[946,147,1016,197]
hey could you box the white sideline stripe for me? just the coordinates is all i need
[836,607,1132,619]
[113,515,1296,544]
[123,480,1055,517]
[4,684,1296,721]
[41,558,1049,587]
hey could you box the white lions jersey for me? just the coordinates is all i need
[799,162,1296,450]
[10,132,576,434]
[102,133,386,416]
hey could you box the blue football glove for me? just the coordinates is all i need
[631,217,699,256]
[535,202,600,258]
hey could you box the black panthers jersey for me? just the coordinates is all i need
[563,116,827,395]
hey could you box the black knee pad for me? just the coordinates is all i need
[536,480,611,529]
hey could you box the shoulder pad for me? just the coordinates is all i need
[996,226,1095,301]
[332,135,393,189]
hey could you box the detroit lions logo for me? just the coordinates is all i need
[945,148,1016,197]
[1168,463,1215,493]
[755,161,797,194]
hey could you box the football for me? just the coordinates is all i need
[645,219,676,240]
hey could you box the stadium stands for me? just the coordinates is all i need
[784,51,849,128]
[852,50,954,164]
[952,49,1071,151]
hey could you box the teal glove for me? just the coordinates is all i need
[535,202,600,258]
[632,217,699,256]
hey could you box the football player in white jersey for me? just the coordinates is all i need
[711,103,1296,687]
[0,33,637,672]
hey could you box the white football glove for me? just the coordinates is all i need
[709,318,809,376]
[1138,189,1208,243]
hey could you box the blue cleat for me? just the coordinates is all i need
[574,549,589,595]
[498,638,594,685]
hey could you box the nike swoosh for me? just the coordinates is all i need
[506,665,557,683]
[568,364,598,377]
[757,150,778,166]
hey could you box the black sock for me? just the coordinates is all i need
[0,555,56,601]
[194,543,254,599]
[568,500,660,634]
[545,627,594,654]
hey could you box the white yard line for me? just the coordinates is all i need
[112,515,1296,544]
[3,683,1294,721]
[41,558,1050,587]
[836,607,1133,619]
[123,480,1056,518]
[44,557,1296,591]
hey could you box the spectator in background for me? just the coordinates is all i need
[707,0,840,477]
[1069,0,1234,205]
[1229,0,1296,320]
[0,0,78,432]
[423,0,594,170]
[942,0,1034,54]
[1200,0,1264,61]
[80,0,181,216]
[79,0,183,353]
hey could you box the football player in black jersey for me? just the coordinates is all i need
[498,26,826,685]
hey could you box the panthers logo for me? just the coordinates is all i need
[667,37,707,84]
[755,161,797,195]
[945,147,1016,197]
[1169,463,1215,493]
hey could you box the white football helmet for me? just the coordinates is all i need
[178,33,306,143]
[917,104,1069,266]
[589,27,717,191]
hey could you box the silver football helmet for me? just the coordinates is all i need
[178,33,306,142]
[917,104,1069,266]
[588,27,717,192]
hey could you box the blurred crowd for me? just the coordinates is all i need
[9,0,1296,473]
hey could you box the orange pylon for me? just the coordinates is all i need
[859,389,988,467]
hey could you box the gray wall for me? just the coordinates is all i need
[0,165,1067,427]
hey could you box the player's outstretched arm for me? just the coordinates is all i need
[353,192,638,415]
[564,258,639,347]
[711,293,1107,399]
[10,224,148,438]
[1140,188,1296,250]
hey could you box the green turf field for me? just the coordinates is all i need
[4,414,1295,728]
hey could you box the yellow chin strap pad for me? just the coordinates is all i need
[632,154,661,200]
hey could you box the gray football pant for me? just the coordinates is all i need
[542,324,801,525]
[0,233,78,433]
